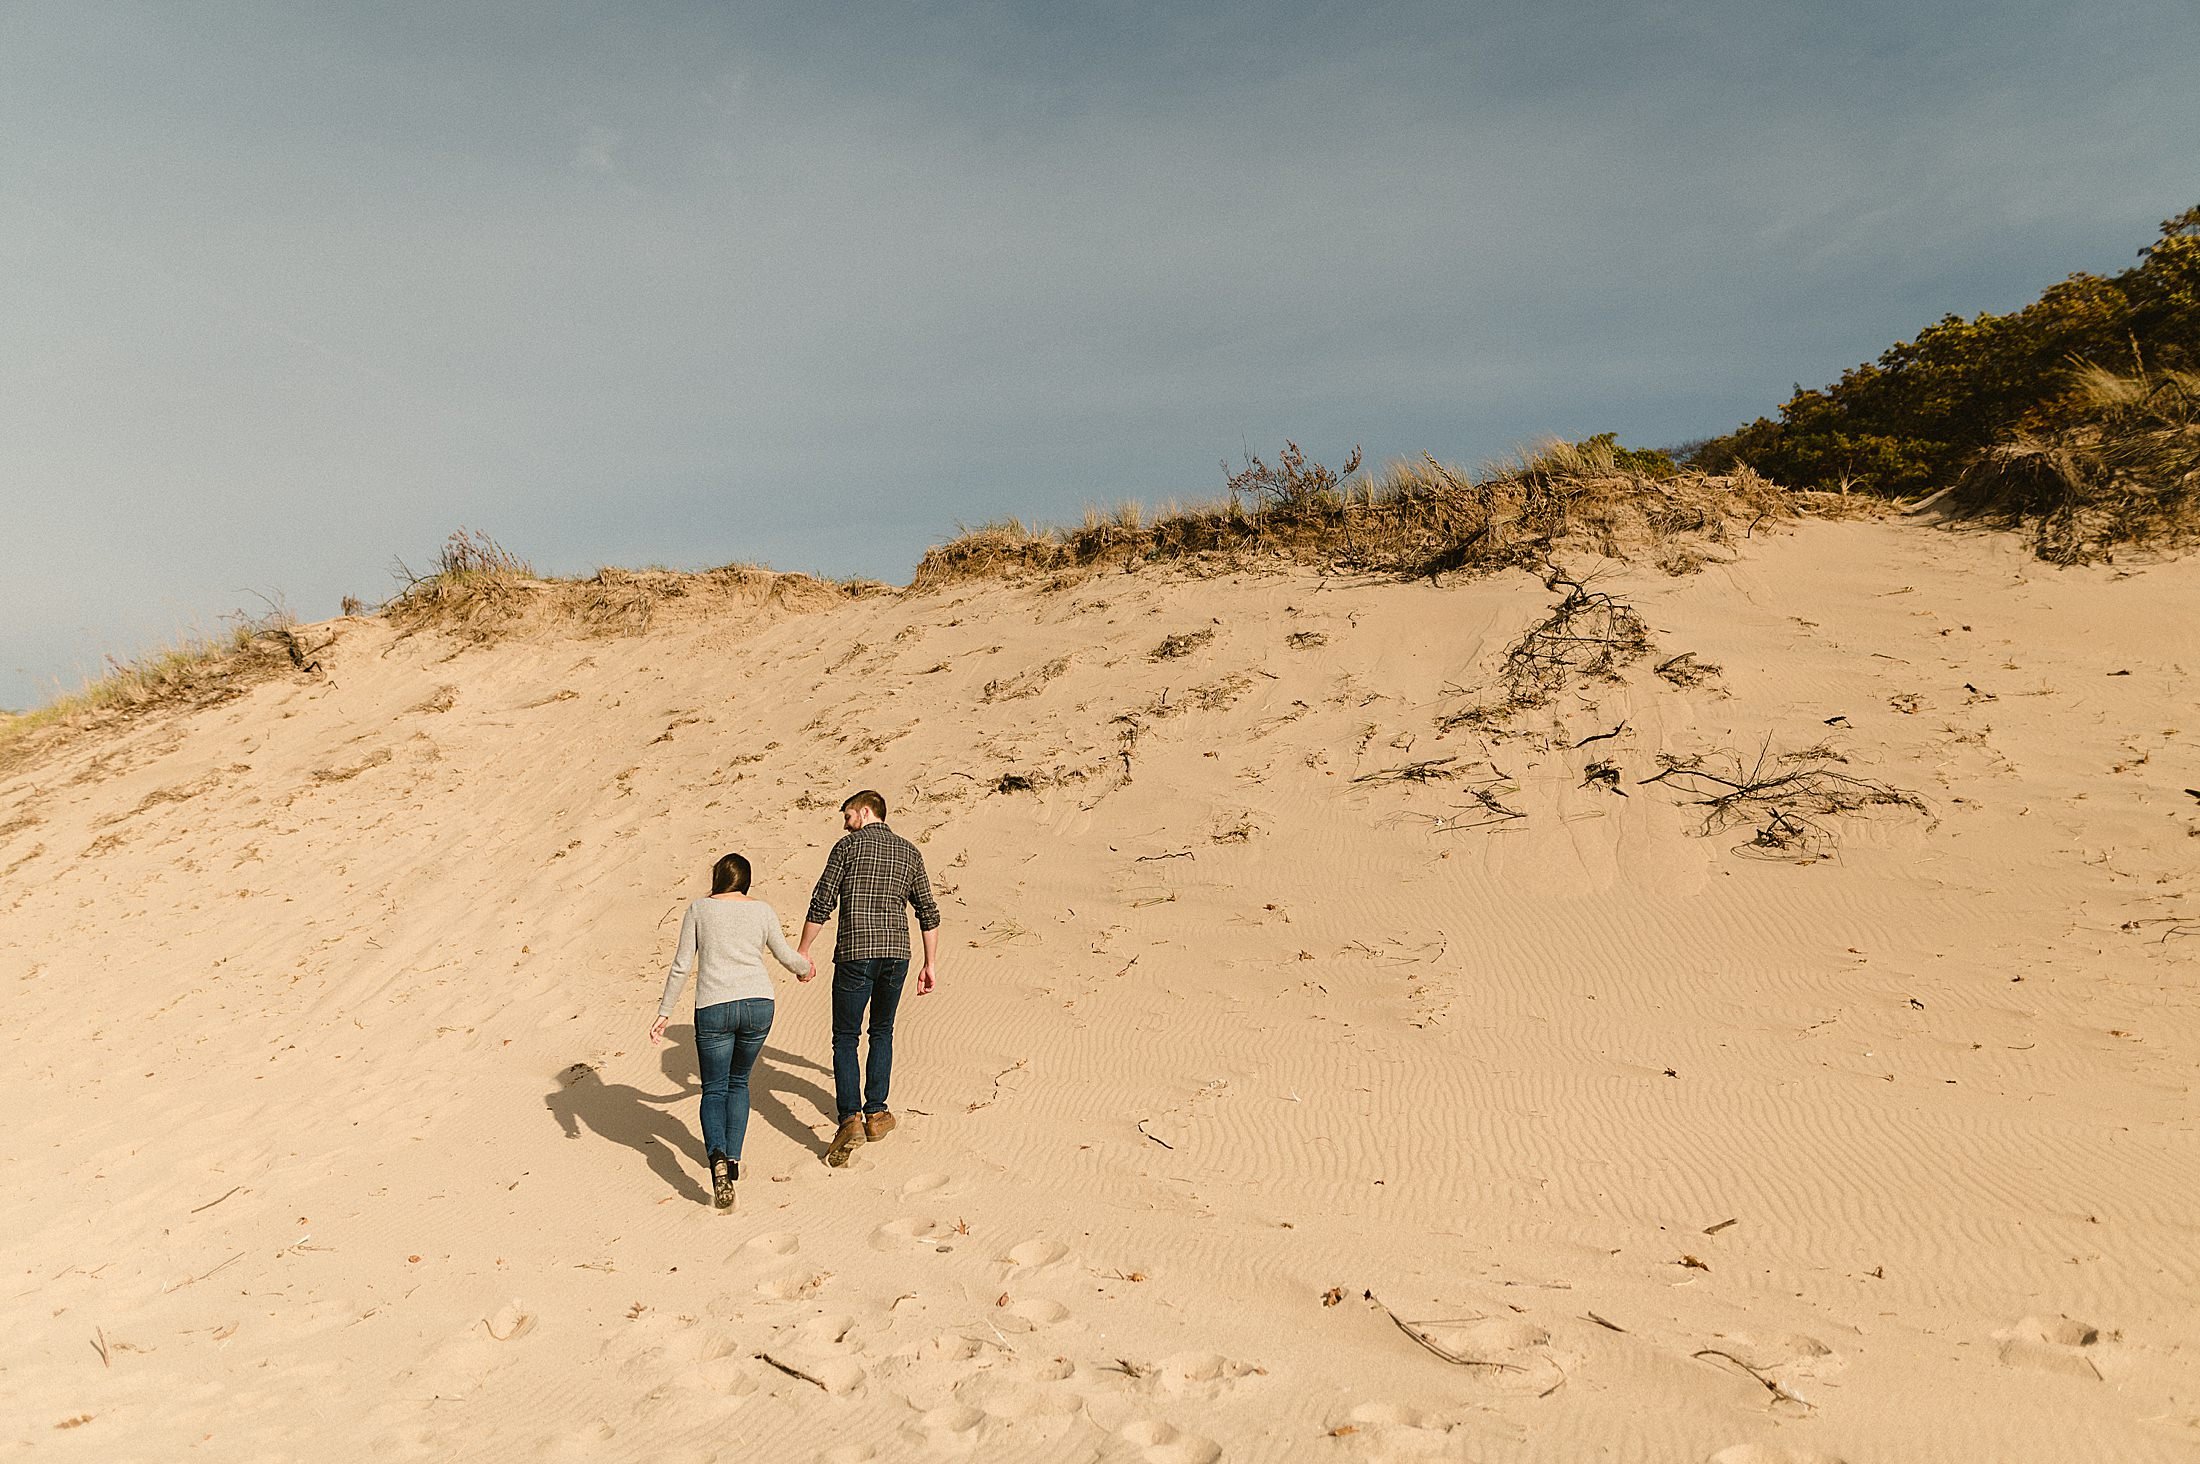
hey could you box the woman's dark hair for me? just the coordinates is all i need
[710,852,752,895]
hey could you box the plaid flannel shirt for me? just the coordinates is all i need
[806,822,942,961]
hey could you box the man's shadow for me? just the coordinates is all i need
[544,1028,841,1197]
[752,1044,836,1160]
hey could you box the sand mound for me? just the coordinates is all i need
[3,522,2196,1462]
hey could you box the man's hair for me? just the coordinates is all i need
[841,789,888,821]
[710,851,752,895]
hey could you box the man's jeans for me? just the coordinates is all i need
[695,998,774,1162]
[831,958,909,1122]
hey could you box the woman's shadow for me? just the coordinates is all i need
[544,1027,839,1200]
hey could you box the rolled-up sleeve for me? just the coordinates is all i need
[806,840,847,926]
[908,857,941,932]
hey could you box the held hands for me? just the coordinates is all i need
[648,1014,669,1045]
[796,948,816,983]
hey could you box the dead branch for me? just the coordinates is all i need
[1439,566,1650,731]
[1364,1292,1523,1371]
[754,1352,829,1390]
[1639,741,1925,860]
[1690,1347,1812,1411]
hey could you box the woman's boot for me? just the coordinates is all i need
[711,1152,736,1211]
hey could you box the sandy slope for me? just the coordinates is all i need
[1,521,2196,1464]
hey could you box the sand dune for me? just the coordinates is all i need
[3,521,2196,1462]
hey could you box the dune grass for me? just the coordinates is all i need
[1947,367,2200,564]
[0,610,306,773]
[912,438,1845,590]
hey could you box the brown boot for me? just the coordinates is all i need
[825,1116,866,1168]
[864,1110,897,1141]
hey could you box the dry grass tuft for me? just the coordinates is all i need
[912,440,1805,590]
[385,530,871,643]
[0,609,313,775]
[1947,367,2200,564]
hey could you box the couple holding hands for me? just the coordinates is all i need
[650,790,943,1210]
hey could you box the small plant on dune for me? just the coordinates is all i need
[1439,566,1651,731]
[1640,743,1927,861]
[1225,441,1363,514]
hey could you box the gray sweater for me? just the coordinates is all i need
[658,898,811,1018]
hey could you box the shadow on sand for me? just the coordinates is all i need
[544,1026,838,1199]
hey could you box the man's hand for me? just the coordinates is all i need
[649,1015,669,1045]
[796,945,816,983]
[916,964,936,996]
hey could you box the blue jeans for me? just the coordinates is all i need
[831,959,909,1121]
[695,998,774,1162]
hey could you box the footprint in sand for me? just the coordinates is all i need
[1992,1314,2107,1380]
[1001,1298,1069,1332]
[902,1171,963,1198]
[970,1382,1083,1421]
[917,1334,985,1364]
[482,1301,535,1342]
[1334,1402,1484,1454]
[742,1231,800,1258]
[695,1355,763,1401]
[1003,1238,1070,1269]
[1706,1447,1848,1464]
[912,1403,987,1448]
[1119,1419,1222,1464]
[794,1313,858,1349]
[1153,1351,1263,1398]
[755,1270,833,1301]
[872,1216,956,1252]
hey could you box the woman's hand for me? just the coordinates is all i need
[649,1015,669,1045]
[796,949,816,983]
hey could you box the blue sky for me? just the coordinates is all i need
[4,1,2197,708]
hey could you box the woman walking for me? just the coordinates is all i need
[650,852,812,1210]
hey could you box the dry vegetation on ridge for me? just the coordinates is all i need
[913,438,1869,588]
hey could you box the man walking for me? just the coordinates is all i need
[799,790,942,1167]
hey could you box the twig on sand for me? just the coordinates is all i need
[190,1186,244,1215]
[1584,1312,1627,1332]
[1363,1292,1522,1372]
[1135,850,1194,862]
[92,1328,111,1368]
[162,1252,246,1295]
[967,1059,1029,1114]
[1691,1348,1811,1410]
[1572,721,1627,748]
[754,1352,829,1390]
[1137,1120,1174,1150]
